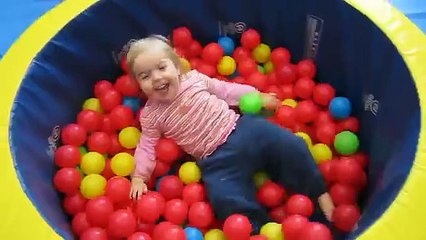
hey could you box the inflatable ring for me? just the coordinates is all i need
[0,0,425,239]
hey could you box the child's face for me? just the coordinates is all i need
[133,50,180,102]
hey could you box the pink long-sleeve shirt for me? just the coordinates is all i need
[132,70,258,181]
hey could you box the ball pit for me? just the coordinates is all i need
[0,0,426,240]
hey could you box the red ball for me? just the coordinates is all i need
[190,58,202,70]
[85,196,114,227]
[241,29,261,50]
[152,222,186,240]
[280,84,295,100]
[315,111,334,126]
[330,183,358,206]
[223,214,253,240]
[101,158,115,179]
[188,201,214,228]
[53,167,81,194]
[63,192,87,215]
[128,232,152,240]
[101,114,115,133]
[271,47,291,66]
[109,105,134,130]
[318,159,338,184]
[295,100,319,123]
[196,62,217,77]
[77,109,103,132]
[114,74,140,97]
[87,131,112,154]
[136,192,165,223]
[94,80,113,99]
[155,138,183,164]
[186,39,203,58]
[233,47,251,62]
[300,222,333,240]
[353,152,369,169]
[71,212,90,236]
[337,116,360,133]
[233,76,246,84]
[275,64,297,84]
[285,194,314,218]
[106,176,131,203]
[275,106,297,129]
[246,71,268,91]
[313,83,335,106]
[202,43,224,64]
[153,161,171,177]
[108,133,125,155]
[172,27,192,47]
[250,236,267,240]
[80,227,108,240]
[267,71,278,85]
[54,145,81,168]
[335,158,364,186]
[294,77,315,99]
[332,204,360,232]
[269,204,286,222]
[100,89,122,112]
[281,214,309,240]
[238,59,258,77]
[136,223,155,236]
[61,123,87,146]
[182,183,206,206]
[257,181,286,208]
[164,199,189,225]
[297,59,317,79]
[121,57,128,73]
[107,209,137,238]
[315,121,337,146]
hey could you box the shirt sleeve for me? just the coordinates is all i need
[198,71,258,106]
[132,109,161,181]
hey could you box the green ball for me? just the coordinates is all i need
[79,146,87,155]
[257,65,265,74]
[334,131,360,155]
[239,92,263,114]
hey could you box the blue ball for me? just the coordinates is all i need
[229,70,240,79]
[122,96,141,114]
[329,97,352,119]
[218,36,235,55]
[184,227,203,240]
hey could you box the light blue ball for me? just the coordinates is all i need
[184,227,203,240]
[122,96,141,114]
[329,97,352,119]
[218,36,235,55]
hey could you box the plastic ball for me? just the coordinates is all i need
[254,171,270,188]
[335,158,364,186]
[87,131,112,154]
[250,235,267,240]
[269,205,286,222]
[80,174,107,199]
[71,212,90,236]
[318,159,338,184]
[237,59,258,77]
[80,152,106,174]
[94,80,113,99]
[54,145,81,168]
[107,209,137,238]
[63,192,87,215]
[217,56,236,76]
[334,131,359,155]
[164,199,188,225]
[118,126,141,149]
[155,138,184,164]
[53,167,82,194]
[297,59,317,78]
[182,183,206,206]
[330,183,358,205]
[241,29,261,50]
[197,61,217,77]
[110,105,134,130]
[178,161,202,184]
[180,57,192,73]
[232,47,251,62]
[202,43,224,64]
[187,40,203,58]
[100,89,122,112]
[61,123,87,146]
[136,193,165,223]
[257,181,286,208]
[311,143,332,164]
[85,196,114,228]
[128,232,152,240]
[275,64,297,84]
[114,74,139,97]
[257,65,265,74]
[152,222,186,240]
[239,91,263,114]
[218,36,235,55]
[83,98,103,113]
[159,175,184,200]
[246,71,268,91]
[77,109,103,132]
[252,43,271,63]
[282,98,298,108]
[313,83,336,106]
[110,152,135,176]
[281,84,295,100]
[337,116,360,133]
[184,227,203,240]
[260,222,283,240]
[295,100,319,123]
[188,201,214,228]
[173,27,192,47]
[286,194,314,217]
[275,105,297,128]
[332,204,361,232]
[271,47,291,66]
[223,214,252,240]
[123,96,141,114]
[294,77,315,99]
[105,176,131,203]
[281,214,309,240]
[329,97,352,119]
[295,132,313,148]
[80,227,108,240]
[204,229,226,240]
[315,121,337,146]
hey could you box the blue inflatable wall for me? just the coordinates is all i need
[5,0,423,239]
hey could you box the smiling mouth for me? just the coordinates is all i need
[155,83,169,92]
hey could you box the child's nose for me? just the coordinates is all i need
[151,70,162,81]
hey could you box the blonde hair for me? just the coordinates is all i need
[124,35,180,79]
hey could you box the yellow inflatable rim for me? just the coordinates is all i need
[0,0,425,239]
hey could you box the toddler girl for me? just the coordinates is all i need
[126,35,334,232]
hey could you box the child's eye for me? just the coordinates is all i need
[159,65,166,71]
[141,74,149,80]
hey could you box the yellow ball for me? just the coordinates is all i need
[260,222,283,240]
[252,43,271,63]
[180,57,192,73]
[282,98,298,108]
[118,127,141,149]
[295,132,313,148]
[263,60,274,74]
[217,56,236,76]
[83,98,103,113]
[80,174,107,199]
[311,143,333,164]
[254,171,270,188]
[111,152,135,176]
[178,161,201,184]
[204,229,226,240]
[80,152,106,175]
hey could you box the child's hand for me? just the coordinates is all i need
[261,92,280,111]
[318,192,335,222]
[130,176,148,200]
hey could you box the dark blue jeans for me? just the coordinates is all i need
[197,115,328,233]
